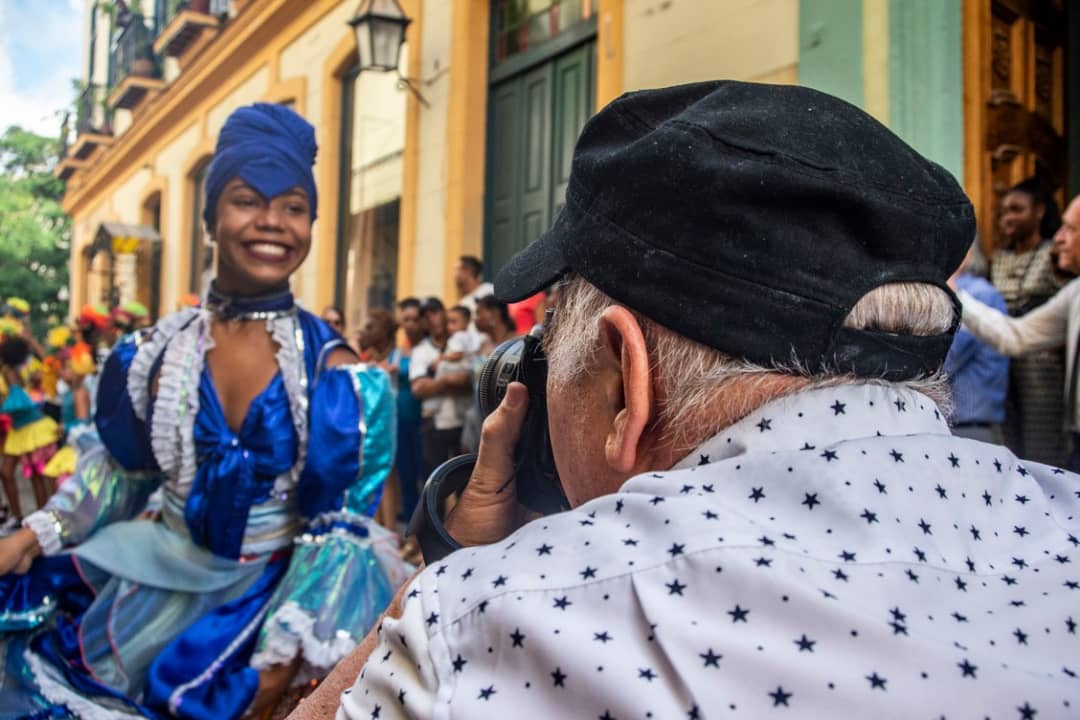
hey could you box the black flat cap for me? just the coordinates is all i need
[495,80,973,380]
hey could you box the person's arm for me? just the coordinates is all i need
[943,328,980,377]
[959,280,1075,356]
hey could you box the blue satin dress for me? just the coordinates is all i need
[0,304,402,720]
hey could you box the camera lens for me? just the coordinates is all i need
[476,336,525,417]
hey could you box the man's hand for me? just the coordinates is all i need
[0,528,42,576]
[444,382,530,547]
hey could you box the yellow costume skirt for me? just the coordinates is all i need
[3,416,59,457]
[42,445,77,479]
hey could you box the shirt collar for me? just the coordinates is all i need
[672,383,951,471]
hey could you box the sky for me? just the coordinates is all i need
[0,0,85,138]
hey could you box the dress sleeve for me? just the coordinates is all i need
[94,335,157,471]
[959,282,1073,357]
[298,363,397,518]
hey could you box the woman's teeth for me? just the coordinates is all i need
[249,243,287,257]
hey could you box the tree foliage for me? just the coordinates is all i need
[0,126,71,338]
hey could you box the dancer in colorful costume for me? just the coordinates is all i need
[0,103,402,719]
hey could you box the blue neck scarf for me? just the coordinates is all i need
[203,103,318,228]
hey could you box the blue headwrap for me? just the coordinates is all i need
[203,103,318,228]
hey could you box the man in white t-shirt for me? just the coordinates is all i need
[454,256,494,316]
[409,298,473,477]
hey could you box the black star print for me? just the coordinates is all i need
[551,667,566,688]
[649,495,665,505]
[599,712,615,720]
[958,658,978,678]
[1052,467,1065,474]
[593,631,612,643]
[698,454,710,466]
[688,707,700,720]
[461,568,473,580]
[947,453,960,468]
[800,442,816,451]
[1070,534,1080,548]
[700,648,722,667]
[890,449,904,463]
[667,579,687,595]
[407,588,419,599]
[1002,575,1018,586]
[397,689,405,705]
[794,634,816,652]
[614,499,624,514]
[1065,580,1079,590]
[451,654,467,672]
[749,486,765,502]
[1017,464,1029,476]
[757,418,772,432]
[492,575,507,588]
[679,484,694,494]
[889,621,907,635]
[1066,617,1076,634]
[993,458,1002,472]
[426,612,439,626]
[861,509,879,524]
[435,565,447,576]
[553,596,572,610]
[894,398,906,412]
[890,607,907,622]
[905,569,919,583]
[477,601,488,613]
[759,535,775,547]
[821,449,839,462]
[955,577,967,592]
[1013,525,1029,538]
[1015,494,1029,504]
[833,568,848,582]
[370,704,381,719]
[510,628,525,647]
[982,490,993,506]
[831,400,846,415]
[536,543,553,556]
[1055,554,1070,564]
[1014,628,1028,645]
[970,525,982,541]
[1017,702,1036,720]
[668,543,686,557]
[913,547,927,562]
[622,538,638,546]
[952,612,968,623]
[873,479,887,494]
[381,649,392,662]
[1012,557,1028,569]
[478,685,496,700]
[866,672,887,690]
[965,556,976,572]
[703,510,718,520]
[755,557,773,568]
[701,484,714,493]
[768,686,792,707]
[802,493,820,510]
[638,668,657,682]
[839,550,856,562]
[934,484,947,499]
[728,604,749,622]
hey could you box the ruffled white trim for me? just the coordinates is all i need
[250,601,357,682]
[150,312,211,488]
[127,309,198,423]
[25,647,139,720]
[268,313,308,495]
[23,509,63,555]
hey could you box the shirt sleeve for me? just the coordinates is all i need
[94,336,157,471]
[337,579,442,720]
[958,281,1074,357]
[409,346,432,383]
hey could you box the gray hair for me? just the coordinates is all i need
[544,276,955,456]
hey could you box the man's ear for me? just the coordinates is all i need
[598,306,654,474]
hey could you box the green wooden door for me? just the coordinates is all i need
[485,41,596,275]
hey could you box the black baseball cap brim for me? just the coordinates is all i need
[493,216,570,303]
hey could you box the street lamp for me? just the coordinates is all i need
[348,0,410,73]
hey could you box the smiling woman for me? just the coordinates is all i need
[0,103,408,719]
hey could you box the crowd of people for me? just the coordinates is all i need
[0,299,150,526]
[320,256,545,526]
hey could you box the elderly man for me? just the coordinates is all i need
[295,82,1079,719]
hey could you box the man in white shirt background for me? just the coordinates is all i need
[291,82,1079,720]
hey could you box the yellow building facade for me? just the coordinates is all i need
[59,0,1080,331]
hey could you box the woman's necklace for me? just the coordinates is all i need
[204,282,296,322]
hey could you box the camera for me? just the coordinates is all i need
[408,316,569,562]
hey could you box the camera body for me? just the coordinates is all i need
[477,327,568,515]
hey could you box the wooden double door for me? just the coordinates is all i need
[966,0,1071,250]
[485,40,596,276]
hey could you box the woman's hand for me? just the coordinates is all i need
[0,528,42,576]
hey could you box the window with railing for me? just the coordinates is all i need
[492,0,594,64]
[76,84,112,135]
[162,0,229,25]
[108,12,160,87]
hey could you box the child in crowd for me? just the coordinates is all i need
[432,305,479,434]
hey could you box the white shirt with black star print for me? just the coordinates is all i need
[339,384,1080,720]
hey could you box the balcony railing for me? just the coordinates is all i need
[155,0,228,59]
[75,84,112,136]
[109,14,161,90]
